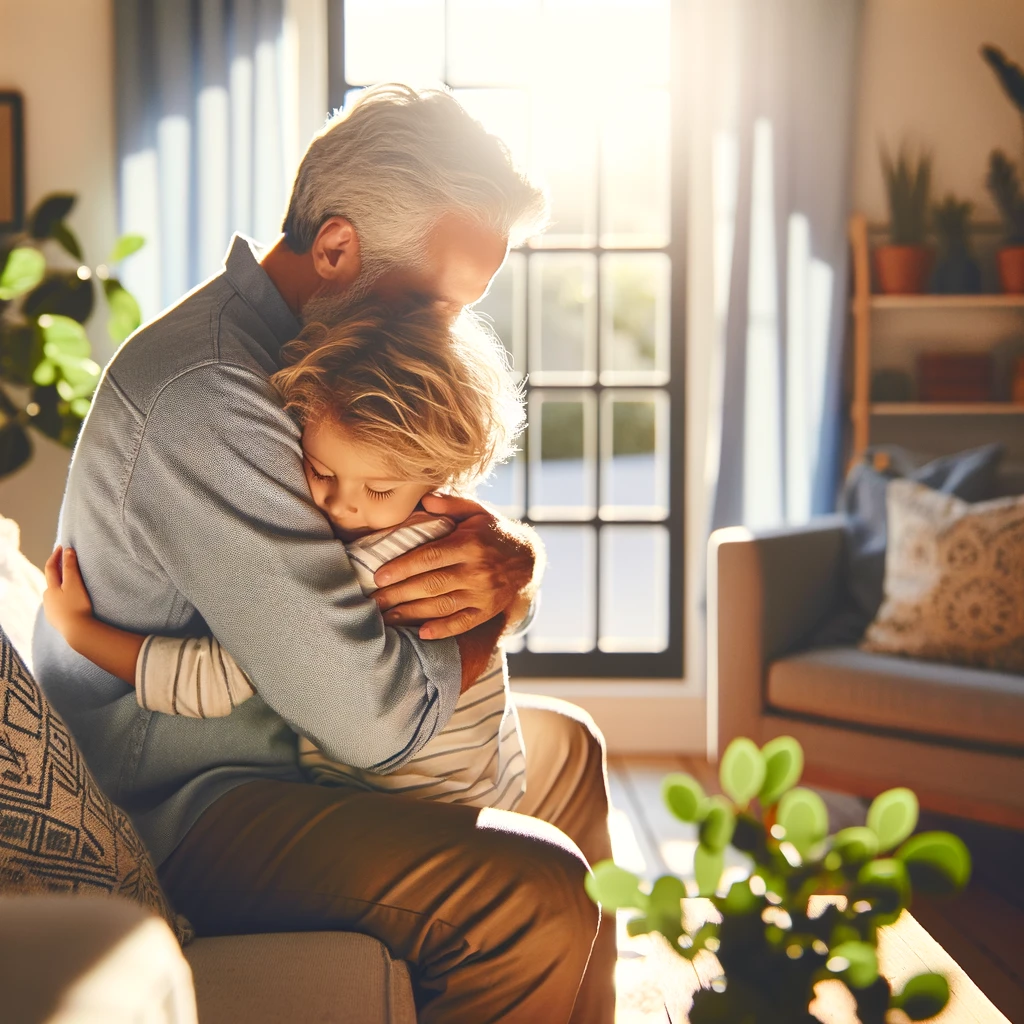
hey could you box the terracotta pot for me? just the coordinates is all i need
[997,246,1024,294]
[873,245,934,295]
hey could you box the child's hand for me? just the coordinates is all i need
[43,546,96,642]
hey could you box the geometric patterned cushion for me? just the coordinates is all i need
[0,626,192,943]
[862,480,1024,673]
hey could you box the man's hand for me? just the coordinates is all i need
[373,494,544,640]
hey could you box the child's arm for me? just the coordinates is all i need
[43,546,144,685]
[43,546,256,717]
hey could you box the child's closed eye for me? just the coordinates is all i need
[366,487,396,501]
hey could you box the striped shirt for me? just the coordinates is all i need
[134,512,526,811]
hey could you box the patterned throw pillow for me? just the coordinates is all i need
[862,480,1024,672]
[0,626,191,943]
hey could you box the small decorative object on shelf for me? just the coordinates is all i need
[1013,355,1024,404]
[930,196,981,294]
[875,145,933,295]
[870,368,912,403]
[586,736,970,1024]
[917,353,993,403]
[981,45,1024,293]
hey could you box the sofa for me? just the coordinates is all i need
[707,515,1024,830]
[0,514,416,1024]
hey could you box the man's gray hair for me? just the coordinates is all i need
[282,84,548,269]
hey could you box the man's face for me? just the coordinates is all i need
[370,213,509,314]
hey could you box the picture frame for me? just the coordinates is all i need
[0,91,25,232]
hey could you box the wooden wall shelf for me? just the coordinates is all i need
[854,294,1024,311]
[870,403,1024,416]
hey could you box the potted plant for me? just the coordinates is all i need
[981,46,1024,293]
[930,195,981,293]
[876,146,933,294]
[587,736,970,1023]
[0,193,144,477]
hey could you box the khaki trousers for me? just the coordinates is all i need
[160,694,616,1023]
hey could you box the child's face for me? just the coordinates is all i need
[301,419,433,542]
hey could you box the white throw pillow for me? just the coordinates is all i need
[0,515,46,672]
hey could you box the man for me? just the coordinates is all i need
[34,84,615,1022]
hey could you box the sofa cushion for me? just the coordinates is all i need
[862,481,1024,672]
[0,625,191,943]
[186,931,415,1024]
[0,515,45,673]
[767,646,1024,749]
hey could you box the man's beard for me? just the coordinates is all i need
[299,259,387,326]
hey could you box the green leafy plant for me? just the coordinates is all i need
[931,196,982,293]
[981,46,1024,245]
[880,145,932,245]
[586,736,970,1024]
[0,193,144,476]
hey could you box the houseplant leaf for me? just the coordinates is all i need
[109,233,145,264]
[758,735,803,806]
[719,737,765,807]
[693,843,724,896]
[867,788,918,851]
[892,972,950,1020]
[39,314,90,361]
[832,826,879,866]
[663,773,706,822]
[105,280,142,344]
[895,832,971,894]
[828,941,878,989]
[0,247,46,300]
[585,861,647,912]
[51,222,83,260]
[29,193,76,239]
[776,787,829,850]
[698,796,736,852]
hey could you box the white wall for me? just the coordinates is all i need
[853,0,1024,219]
[0,0,116,568]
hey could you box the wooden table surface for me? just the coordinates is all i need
[615,897,1011,1024]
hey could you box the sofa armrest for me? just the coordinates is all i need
[707,517,846,758]
[0,895,197,1024]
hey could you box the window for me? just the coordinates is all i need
[329,0,684,677]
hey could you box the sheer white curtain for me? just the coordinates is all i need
[683,0,862,689]
[687,0,862,538]
[114,0,327,321]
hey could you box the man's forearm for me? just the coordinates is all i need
[456,614,506,693]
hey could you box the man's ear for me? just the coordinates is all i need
[310,216,361,288]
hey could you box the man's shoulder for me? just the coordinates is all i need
[105,272,280,416]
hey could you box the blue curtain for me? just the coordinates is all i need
[705,0,863,531]
[114,0,292,320]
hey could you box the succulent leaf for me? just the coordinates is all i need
[895,832,971,894]
[867,788,919,851]
[776,787,829,849]
[698,796,736,852]
[832,826,880,865]
[693,843,725,897]
[893,971,950,1021]
[758,736,803,806]
[584,860,648,912]
[662,772,706,822]
[828,940,879,989]
[719,737,766,806]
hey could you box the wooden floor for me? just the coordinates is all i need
[609,756,1024,1023]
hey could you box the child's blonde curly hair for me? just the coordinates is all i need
[270,298,524,494]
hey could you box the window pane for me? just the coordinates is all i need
[601,88,671,247]
[536,0,670,89]
[528,391,596,520]
[528,525,596,652]
[474,250,525,378]
[447,0,539,86]
[476,453,524,518]
[600,253,671,385]
[600,390,669,519]
[530,93,598,247]
[599,525,669,652]
[452,89,530,169]
[529,253,597,385]
[344,0,445,85]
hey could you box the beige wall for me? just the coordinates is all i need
[853,0,1024,219]
[0,0,116,568]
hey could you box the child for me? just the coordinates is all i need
[43,298,530,811]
